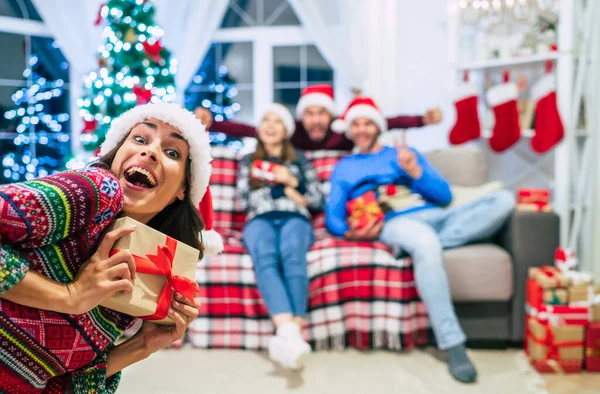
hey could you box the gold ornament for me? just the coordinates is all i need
[125,28,137,44]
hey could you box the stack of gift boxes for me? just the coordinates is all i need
[525,249,600,373]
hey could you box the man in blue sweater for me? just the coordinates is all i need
[326,97,515,383]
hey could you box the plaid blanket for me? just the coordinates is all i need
[188,146,432,351]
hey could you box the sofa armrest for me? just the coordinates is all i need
[494,211,560,342]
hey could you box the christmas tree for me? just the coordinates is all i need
[193,65,241,122]
[1,54,70,184]
[79,0,176,152]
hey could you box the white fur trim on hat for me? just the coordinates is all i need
[201,229,224,257]
[99,103,211,207]
[342,104,387,137]
[455,83,479,101]
[263,103,296,136]
[486,82,518,107]
[531,74,556,102]
[296,92,336,118]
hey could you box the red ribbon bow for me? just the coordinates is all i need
[111,236,199,321]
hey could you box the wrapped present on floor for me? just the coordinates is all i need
[586,322,600,372]
[100,217,200,325]
[544,288,568,305]
[569,285,596,306]
[527,318,585,373]
[525,299,588,373]
[528,266,571,290]
[517,188,552,212]
[346,191,385,230]
[250,159,281,183]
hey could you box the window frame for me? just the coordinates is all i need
[212,24,339,123]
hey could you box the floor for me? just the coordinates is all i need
[118,348,600,394]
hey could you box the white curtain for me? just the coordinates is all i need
[155,0,229,95]
[32,0,227,148]
[287,0,369,91]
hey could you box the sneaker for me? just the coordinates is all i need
[268,335,311,370]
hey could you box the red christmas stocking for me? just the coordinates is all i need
[530,74,564,153]
[486,82,521,152]
[449,83,481,145]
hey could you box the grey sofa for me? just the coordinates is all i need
[424,146,560,345]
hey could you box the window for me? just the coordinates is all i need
[220,0,300,28]
[0,31,70,184]
[273,45,334,114]
[185,0,334,128]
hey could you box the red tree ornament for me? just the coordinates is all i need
[133,85,153,104]
[82,119,97,133]
[142,40,163,63]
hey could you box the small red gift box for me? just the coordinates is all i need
[528,266,571,290]
[346,191,384,230]
[517,188,551,212]
[250,159,280,183]
[586,322,600,371]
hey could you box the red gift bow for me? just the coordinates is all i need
[110,236,199,321]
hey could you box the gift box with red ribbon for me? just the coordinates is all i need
[250,159,280,183]
[586,322,600,371]
[346,191,385,230]
[525,278,589,373]
[100,217,200,325]
[528,266,571,290]
[517,188,551,212]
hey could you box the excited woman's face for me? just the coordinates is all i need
[111,119,190,223]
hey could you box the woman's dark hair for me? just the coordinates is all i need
[249,138,296,190]
[91,135,205,258]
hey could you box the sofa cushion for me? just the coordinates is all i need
[424,146,487,186]
[443,244,513,302]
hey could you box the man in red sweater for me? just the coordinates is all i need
[194,84,442,151]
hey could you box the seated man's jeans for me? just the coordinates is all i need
[379,190,516,349]
[243,215,315,318]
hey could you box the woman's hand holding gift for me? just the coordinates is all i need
[65,225,137,315]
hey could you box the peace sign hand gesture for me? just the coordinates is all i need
[395,132,422,180]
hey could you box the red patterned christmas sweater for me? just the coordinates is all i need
[0,168,134,393]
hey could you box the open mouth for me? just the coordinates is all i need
[123,165,157,189]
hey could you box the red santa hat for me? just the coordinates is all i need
[296,84,336,118]
[331,96,387,137]
[99,103,224,257]
[262,103,296,136]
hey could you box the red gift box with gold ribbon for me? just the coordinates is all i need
[346,191,385,230]
[517,188,551,212]
[586,322,600,371]
[525,278,589,373]
[101,217,200,325]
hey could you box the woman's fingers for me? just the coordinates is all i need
[96,226,136,261]
[168,308,187,339]
[172,300,198,321]
[109,278,135,294]
[102,249,137,280]
[106,262,133,282]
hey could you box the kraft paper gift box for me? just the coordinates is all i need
[526,306,587,373]
[528,266,571,289]
[100,217,200,325]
